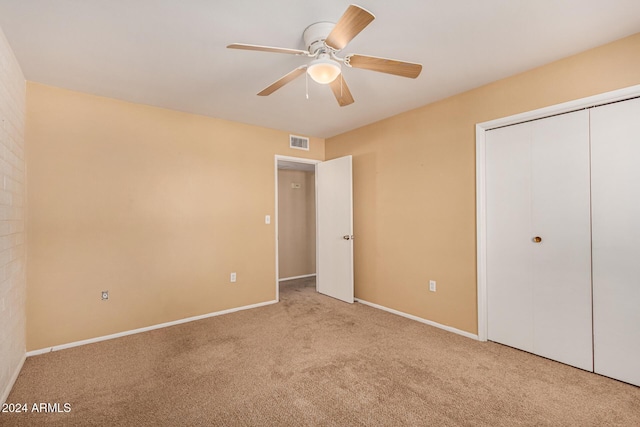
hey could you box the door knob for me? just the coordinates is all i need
[532,236,542,243]
[343,235,354,240]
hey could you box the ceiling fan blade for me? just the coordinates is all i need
[258,66,308,96]
[325,5,375,51]
[346,54,422,78]
[329,75,355,107]
[227,43,308,56]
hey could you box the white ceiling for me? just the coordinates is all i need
[1,1,639,138]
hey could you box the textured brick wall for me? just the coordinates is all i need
[0,25,26,403]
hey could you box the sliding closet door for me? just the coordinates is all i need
[486,110,593,371]
[591,97,640,387]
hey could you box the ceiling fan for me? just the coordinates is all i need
[227,4,422,107]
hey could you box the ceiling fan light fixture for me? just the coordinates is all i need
[307,56,341,84]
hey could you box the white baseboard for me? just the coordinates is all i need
[278,274,316,282]
[1,353,26,404]
[355,298,479,341]
[26,299,278,357]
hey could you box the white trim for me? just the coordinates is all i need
[274,156,279,301]
[26,300,277,357]
[278,273,316,282]
[1,353,26,404]
[355,298,479,341]
[476,124,488,341]
[476,84,640,343]
[275,155,321,164]
[274,155,321,302]
[315,162,319,294]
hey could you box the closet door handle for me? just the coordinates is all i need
[343,235,354,240]
[532,236,542,243]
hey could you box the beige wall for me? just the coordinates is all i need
[25,83,324,351]
[277,169,315,279]
[325,33,640,335]
[21,31,640,351]
[0,25,26,402]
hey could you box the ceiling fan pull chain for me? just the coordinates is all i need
[306,71,309,99]
[341,74,343,97]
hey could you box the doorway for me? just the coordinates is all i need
[275,156,320,301]
[275,154,355,303]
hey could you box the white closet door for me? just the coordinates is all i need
[486,121,535,353]
[486,110,593,371]
[591,97,640,387]
[530,111,592,370]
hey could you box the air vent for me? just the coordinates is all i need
[289,135,309,150]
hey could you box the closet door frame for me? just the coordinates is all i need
[476,84,640,342]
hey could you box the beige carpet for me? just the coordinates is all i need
[2,277,639,426]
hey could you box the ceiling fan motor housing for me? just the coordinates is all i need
[303,22,336,55]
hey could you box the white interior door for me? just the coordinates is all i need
[591,97,640,387]
[316,155,354,303]
[486,110,593,371]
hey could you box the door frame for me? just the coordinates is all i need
[274,155,321,302]
[476,84,640,342]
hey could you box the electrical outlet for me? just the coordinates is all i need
[429,280,436,292]
[101,290,109,300]
[230,272,237,283]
